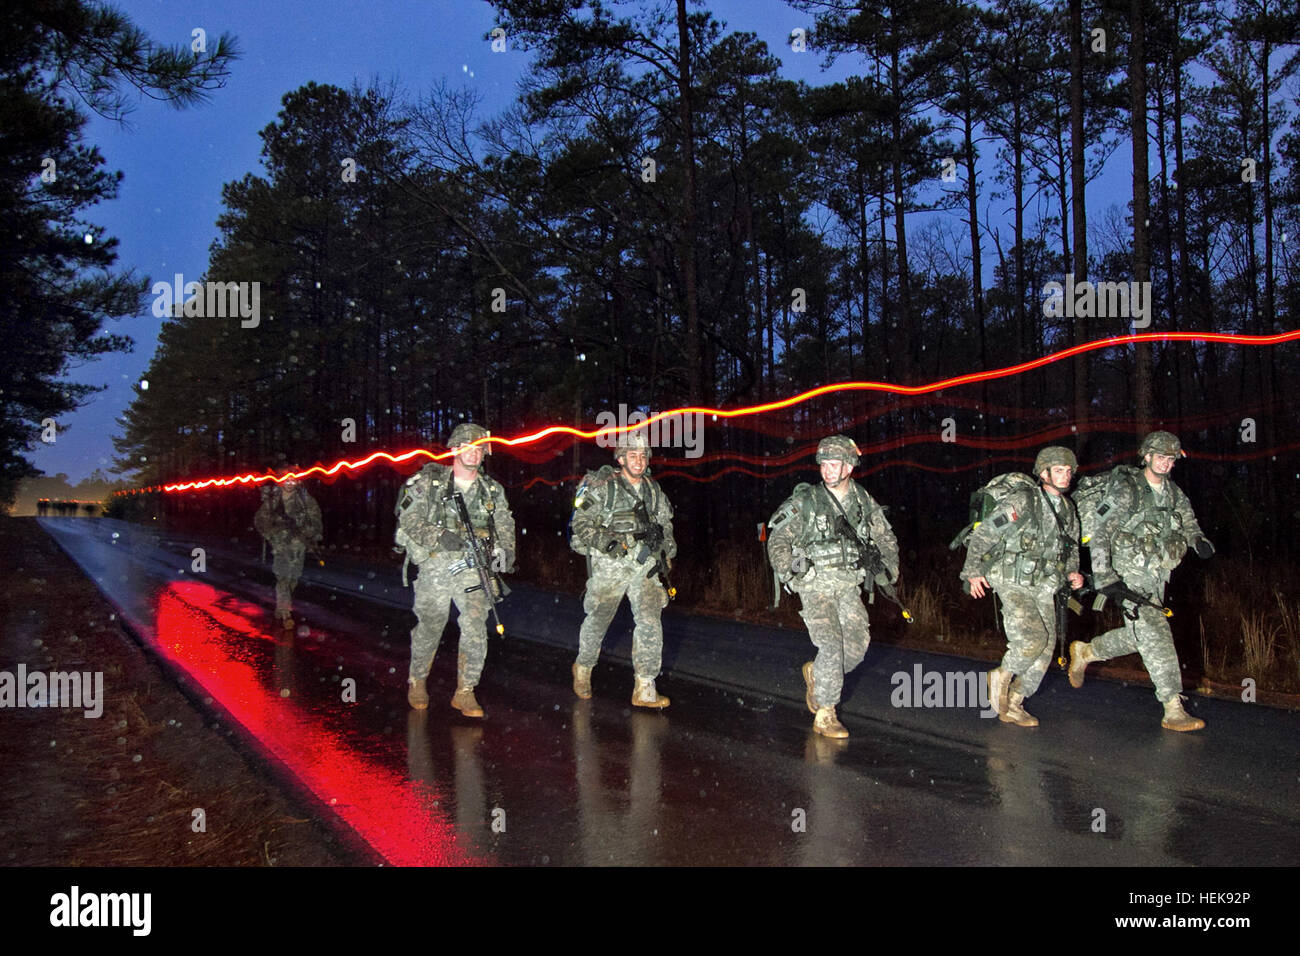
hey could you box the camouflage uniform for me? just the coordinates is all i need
[959,471,1080,712]
[254,481,323,623]
[1085,469,1204,702]
[570,462,676,697]
[396,461,515,696]
[767,457,899,730]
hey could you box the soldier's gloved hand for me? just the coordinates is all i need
[493,547,516,574]
[1192,536,1214,559]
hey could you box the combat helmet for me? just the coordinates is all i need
[615,428,652,460]
[448,422,491,454]
[815,435,860,467]
[1033,446,1078,477]
[1139,430,1184,459]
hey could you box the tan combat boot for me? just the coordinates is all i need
[813,706,848,739]
[1000,691,1039,728]
[1068,640,1094,688]
[407,677,429,710]
[987,667,1011,717]
[572,662,593,700]
[801,661,817,715]
[451,686,484,718]
[1161,695,1205,732]
[631,676,669,709]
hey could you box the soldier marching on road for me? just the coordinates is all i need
[396,423,516,719]
[959,447,1084,728]
[570,430,677,708]
[254,473,323,630]
[766,435,900,740]
[1068,431,1213,732]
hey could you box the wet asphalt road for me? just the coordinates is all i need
[35,517,1300,866]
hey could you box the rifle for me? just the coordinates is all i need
[1053,586,1085,669]
[832,514,913,624]
[1080,573,1172,621]
[446,490,510,637]
[632,500,676,600]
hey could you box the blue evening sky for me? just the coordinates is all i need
[33,0,1124,483]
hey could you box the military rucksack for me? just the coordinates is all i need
[948,472,1039,551]
[568,465,618,556]
[1072,465,1142,544]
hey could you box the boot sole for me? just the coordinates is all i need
[631,697,670,709]
[1161,719,1205,732]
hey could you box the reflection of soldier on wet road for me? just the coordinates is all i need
[254,475,323,631]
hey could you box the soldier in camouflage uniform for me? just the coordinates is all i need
[396,423,516,718]
[254,475,323,629]
[1068,431,1212,731]
[570,430,676,708]
[766,435,900,739]
[961,447,1084,727]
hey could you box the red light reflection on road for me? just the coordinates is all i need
[154,580,484,866]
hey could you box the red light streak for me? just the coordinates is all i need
[154,581,486,866]
[145,330,1300,493]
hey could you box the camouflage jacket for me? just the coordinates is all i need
[1088,468,1202,582]
[394,463,515,565]
[254,485,323,544]
[959,479,1080,586]
[570,465,676,561]
[767,480,899,584]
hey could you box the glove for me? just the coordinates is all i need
[493,547,516,574]
[1193,536,1214,559]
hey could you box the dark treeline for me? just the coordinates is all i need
[112,0,1300,568]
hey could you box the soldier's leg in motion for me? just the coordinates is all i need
[999,585,1056,698]
[990,584,1050,726]
[626,571,668,679]
[1130,608,1185,703]
[1089,616,1141,664]
[408,565,452,683]
[627,569,670,707]
[451,580,492,688]
[832,588,872,675]
[576,565,630,670]
[799,589,845,709]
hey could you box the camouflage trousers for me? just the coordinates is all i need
[991,578,1058,698]
[577,553,669,679]
[795,570,871,709]
[408,552,492,688]
[1090,577,1181,702]
[269,536,306,616]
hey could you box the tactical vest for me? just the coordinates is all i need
[1107,472,1189,574]
[785,482,877,571]
[973,479,1075,587]
[570,465,663,556]
[395,464,501,582]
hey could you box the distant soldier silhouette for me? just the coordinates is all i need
[254,474,323,629]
